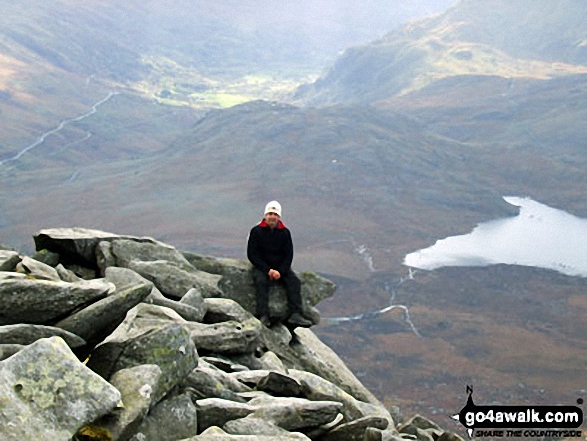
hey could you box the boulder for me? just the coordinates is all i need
[126,259,222,299]
[146,290,207,322]
[0,324,86,349]
[0,250,21,271]
[31,248,60,266]
[183,253,335,323]
[365,427,408,441]
[0,278,114,325]
[223,416,311,439]
[33,227,160,269]
[230,370,302,397]
[289,328,382,405]
[130,392,198,441]
[247,395,343,431]
[110,238,195,270]
[0,337,120,441]
[321,416,390,441]
[258,350,287,373]
[196,398,257,432]
[183,359,251,402]
[55,263,83,282]
[0,344,24,361]
[188,426,309,440]
[16,256,61,281]
[87,364,163,440]
[257,371,302,397]
[87,304,199,403]
[186,320,261,354]
[55,278,153,349]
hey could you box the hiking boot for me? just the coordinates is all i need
[258,315,271,327]
[287,312,312,328]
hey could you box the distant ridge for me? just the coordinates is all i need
[297,0,587,105]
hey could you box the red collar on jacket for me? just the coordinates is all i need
[259,219,287,229]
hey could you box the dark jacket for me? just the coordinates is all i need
[247,220,294,275]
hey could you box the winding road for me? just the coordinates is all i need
[0,91,119,167]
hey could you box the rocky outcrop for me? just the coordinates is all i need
[0,227,463,441]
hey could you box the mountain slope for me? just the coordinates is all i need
[297,0,587,105]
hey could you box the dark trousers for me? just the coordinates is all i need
[253,268,303,317]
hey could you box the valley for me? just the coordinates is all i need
[1,0,586,436]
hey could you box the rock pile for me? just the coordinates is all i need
[0,228,463,441]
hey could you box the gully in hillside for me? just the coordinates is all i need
[247,200,312,328]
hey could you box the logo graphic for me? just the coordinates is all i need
[452,386,584,438]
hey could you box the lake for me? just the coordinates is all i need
[404,196,587,278]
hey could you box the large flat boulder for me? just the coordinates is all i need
[0,337,120,441]
[33,228,160,269]
[55,277,153,349]
[183,253,336,322]
[0,278,114,325]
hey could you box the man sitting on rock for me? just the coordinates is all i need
[247,200,312,328]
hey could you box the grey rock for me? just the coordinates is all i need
[0,278,114,325]
[189,426,309,440]
[200,356,249,373]
[247,395,343,431]
[196,398,257,432]
[304,413,344,439]
[55,263,83,282]
[96,240,116,276]
[224,416,311,439]
[204,297,258,324]
[131,392,198,441]
[64,263,97,280]
[0,324,86,348]
[230,369,273,387]
[257,350,287,373]
[33,227,160,269]
[365,427,408,441]
[183,359,251,401]
[0,272,26,280]
[16,256,61,281]
[438,432,466,441]
[288,328,382,405]
[0,337,120,441]
[257,371,302,397]
[145,286,206,322]
[0,344,24,361]
[289,369,372,422]
[0,250,21,271]
[90,364,163,441]
[231,369,301,397]
[127,259,221,299]
[182,253,335,323]
[55,278,153,348]
[31,248,60,266]
[111,238,195,270]
[321,416,389,441]
[88,305,198,403]
[186,320,261,354]
[180,287,205,308]
[104,266,152,290]
[399,414,442,432]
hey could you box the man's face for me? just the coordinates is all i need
[264,211,280,228]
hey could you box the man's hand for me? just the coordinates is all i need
[268,269,281,280]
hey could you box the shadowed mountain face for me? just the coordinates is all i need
[298,0,587,105]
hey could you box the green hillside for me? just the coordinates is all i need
[298,0,587,105]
